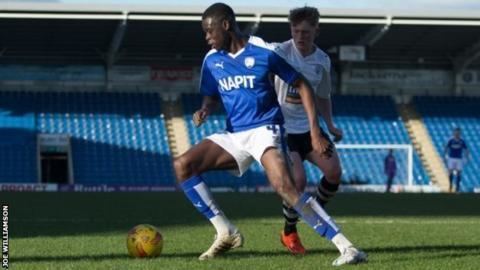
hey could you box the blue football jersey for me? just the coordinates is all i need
[446,138,468,159]
[199,36,300,132]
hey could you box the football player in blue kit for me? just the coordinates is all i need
[173,3,366,265]
[444,127,470,192]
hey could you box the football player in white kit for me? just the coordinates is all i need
[273,7,345,255]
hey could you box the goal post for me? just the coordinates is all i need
[335,144,414,187]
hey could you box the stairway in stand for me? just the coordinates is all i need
[162,98,191,158]
[397,103,449,191]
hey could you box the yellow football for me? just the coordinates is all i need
[126,224,163,258]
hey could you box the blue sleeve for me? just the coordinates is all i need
[463,140,468,149]
[199,61,218,96]
[268,51,300,84]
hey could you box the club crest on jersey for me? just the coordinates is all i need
[244,57,255,68]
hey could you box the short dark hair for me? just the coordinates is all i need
[202,2,236,29]
[288,6,320,27]
[454,127,461,132]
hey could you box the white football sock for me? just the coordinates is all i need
[332,233,354,254]
[210,214,237,236]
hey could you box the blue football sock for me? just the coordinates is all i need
[180,175,235,235]
[180,175,220,219]
[294,192,340,240]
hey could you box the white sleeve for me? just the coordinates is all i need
[268,41,282,48]
[251,37,279,51]
[269,41,292,63]
[316,65,332,99]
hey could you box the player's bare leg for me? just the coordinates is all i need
[280,151,306,255]
[262,147,366,265]
[307,146,342,206]
[174,139,238,180]
[174,139,244,260]
[290,152,308,192]
[261,147,300,206]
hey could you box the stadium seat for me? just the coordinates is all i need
[0,91,37,182]
[0,91,174,185]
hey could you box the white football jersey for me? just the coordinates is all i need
[274,39,332,134]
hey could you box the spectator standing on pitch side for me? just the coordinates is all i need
[384,149,397,193]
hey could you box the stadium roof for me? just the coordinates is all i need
[3,1,480,19]
[2,2,480,68]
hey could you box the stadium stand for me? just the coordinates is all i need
[0,91,37,182]
[182,94,430,188]
[37,91,174,185]
[0,91,174,185]
[310,95,429,186]
[414,96,480,192]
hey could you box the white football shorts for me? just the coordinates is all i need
[206,124,287,176]
[447,157,464,171]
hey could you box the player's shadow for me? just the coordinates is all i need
[364,244,480,254]
[12,244,480,263]
[12,249,334,264]
[229,244,480,259]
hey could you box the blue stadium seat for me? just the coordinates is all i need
[0,91,37,182]
[0,91,174,185]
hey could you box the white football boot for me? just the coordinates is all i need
[332,247,367,266]
[198,230,244,261]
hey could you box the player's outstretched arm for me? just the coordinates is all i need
[193,95,220,127]
[293,77,332,158]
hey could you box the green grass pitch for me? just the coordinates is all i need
[2,192,480,270]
